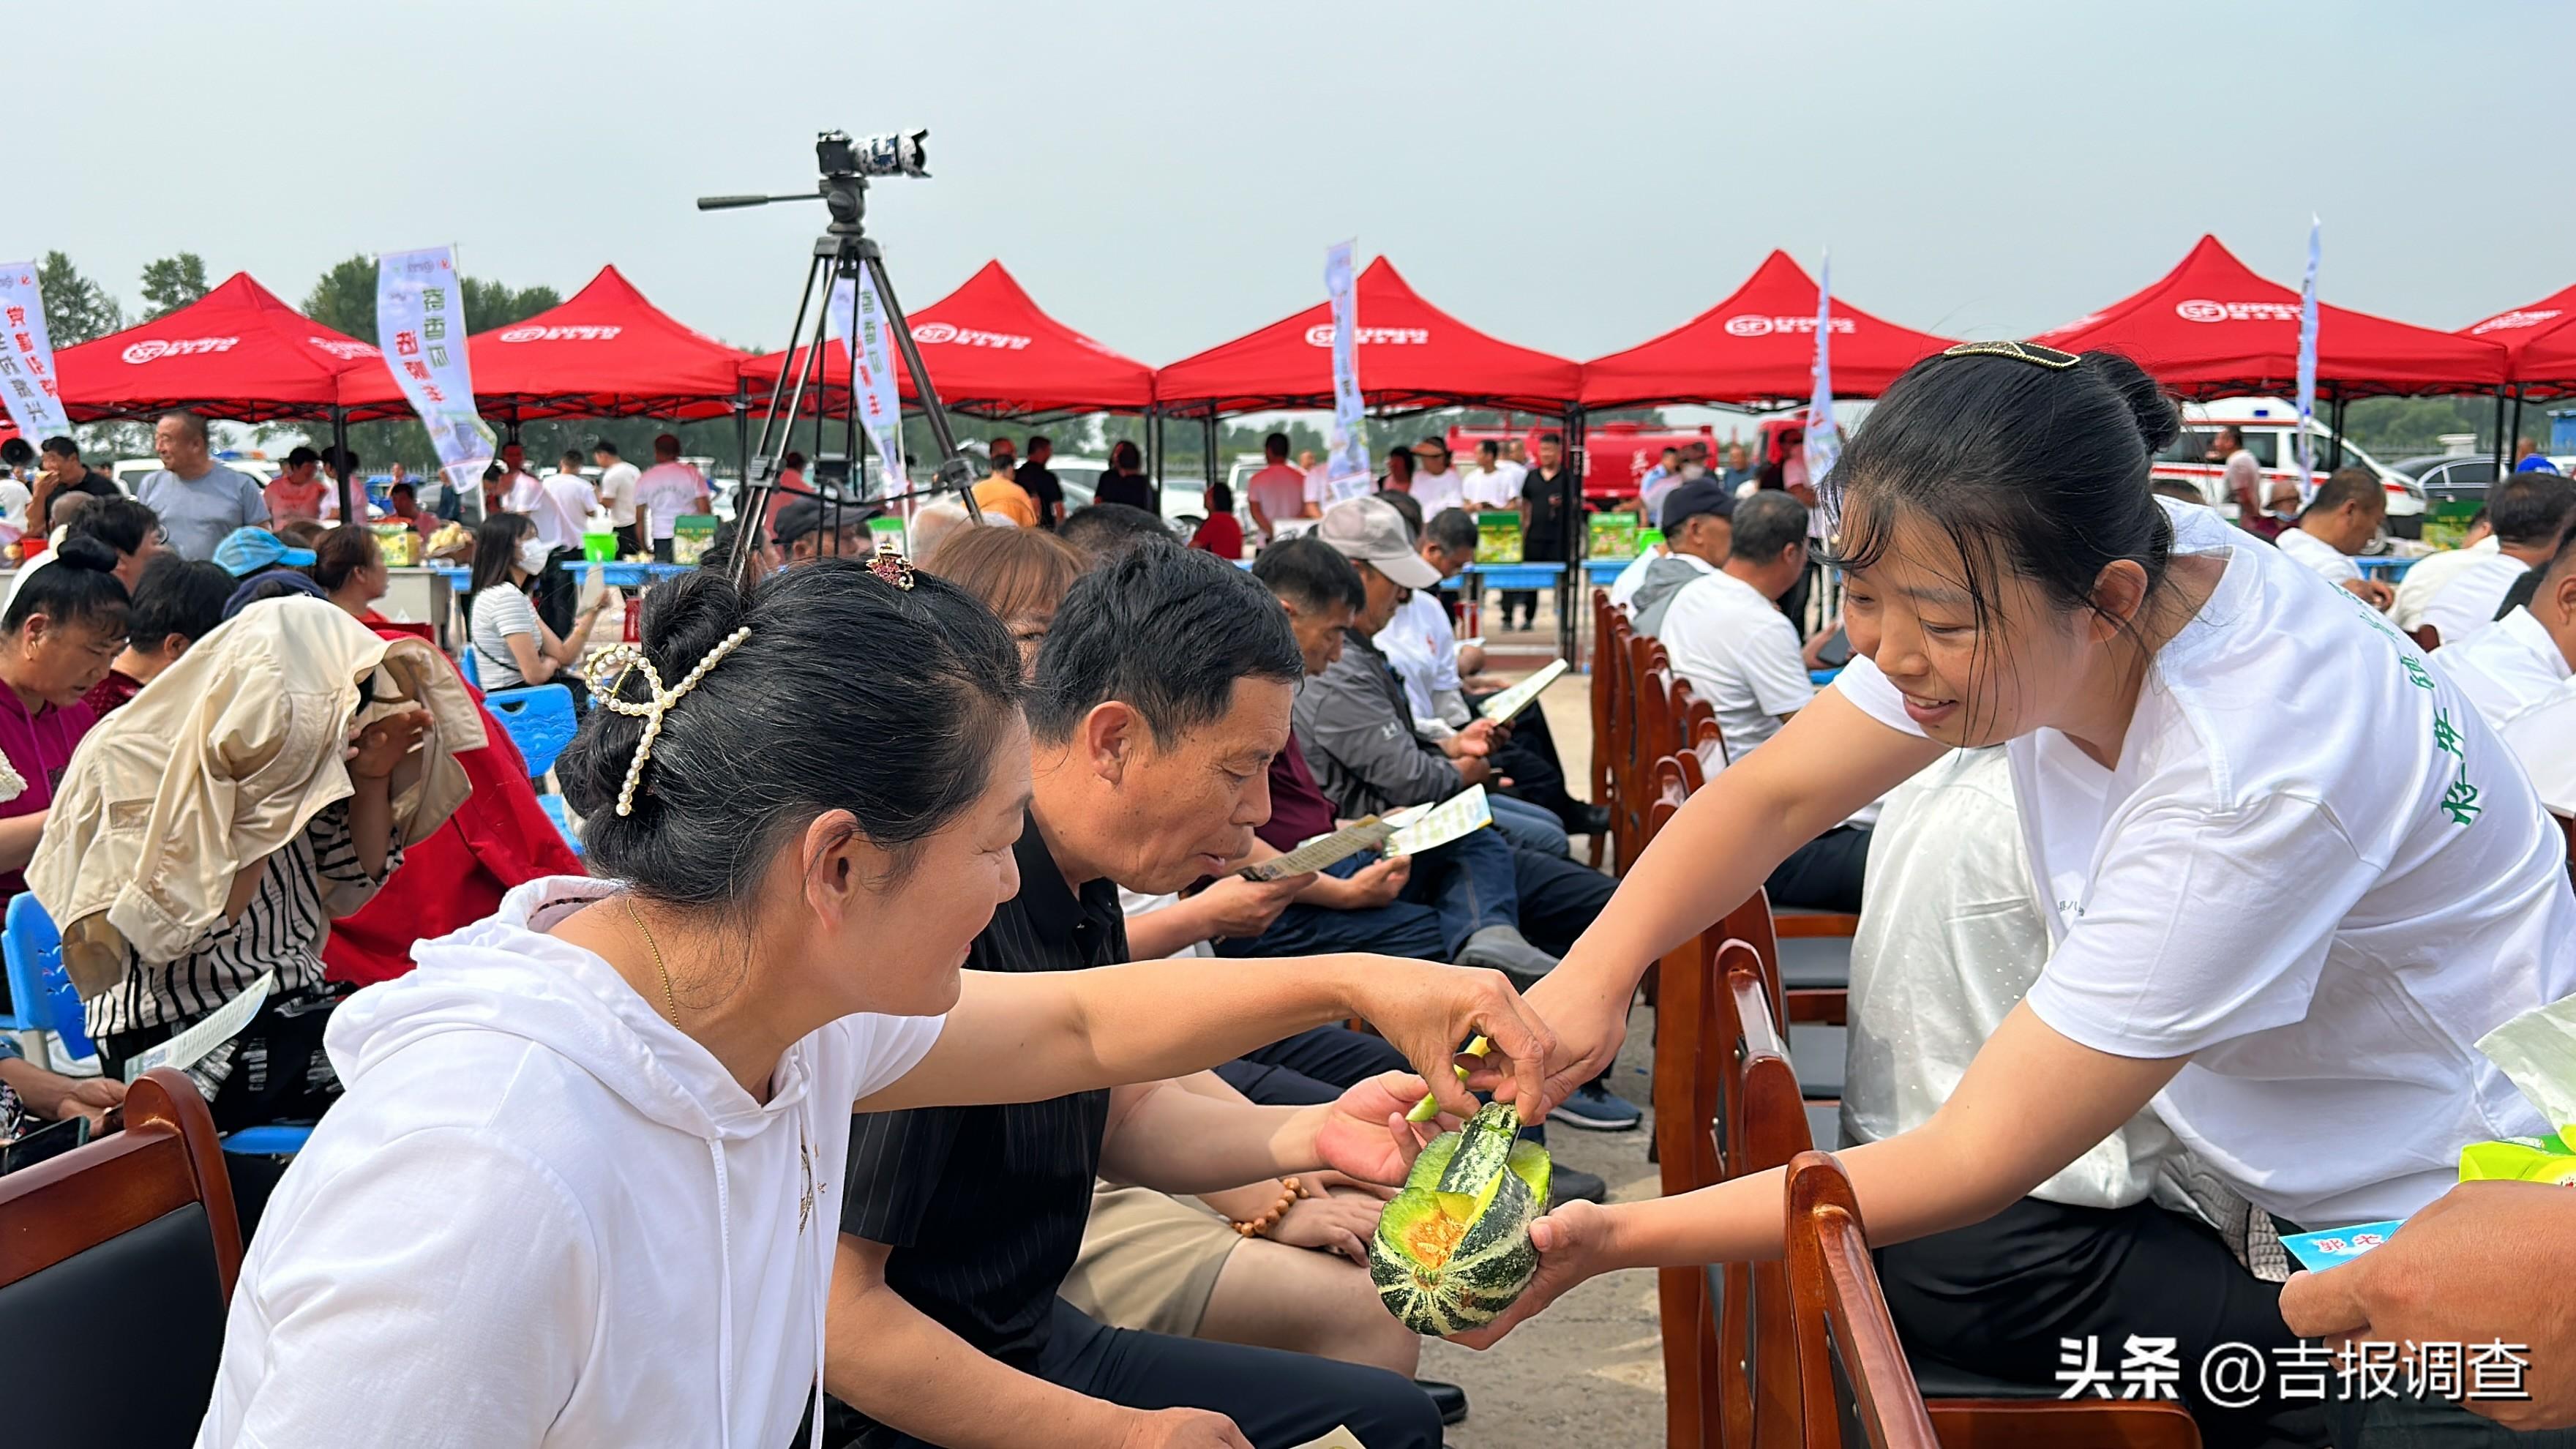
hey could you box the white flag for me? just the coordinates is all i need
[0,262,72,438]
[1323,240,1371,504]
[1804,252,1844,533]
[831,271,906,497]
[375,247,493,496]
[2295,217,2321,502]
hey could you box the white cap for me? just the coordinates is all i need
[1316,496,1442,589]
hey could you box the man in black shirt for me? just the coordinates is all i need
[37,435,121,503]
[1506,429,1576,631]
[825,543,1445,1449]
[1018,433,1066,531]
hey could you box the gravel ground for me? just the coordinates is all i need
[1417,662,1666,1449]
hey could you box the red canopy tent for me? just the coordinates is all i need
[2034,235,2506,399]
[339,265,752,422]
[1152,257,1582,416]
[2459,285,2576,398]
[1580,250,1955,410]
[741,260,1154,417]
[54,272,387,424]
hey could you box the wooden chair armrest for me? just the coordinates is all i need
[1926,1399,2202,1449]
[1784,989,1847,1026]
[1773,910,1860,939]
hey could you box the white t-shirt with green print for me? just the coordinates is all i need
[1832,497,2576,1227]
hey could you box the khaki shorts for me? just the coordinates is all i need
[1058,1183,1241,1338]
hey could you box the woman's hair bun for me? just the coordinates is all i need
[51,536,120,574]
[634,569,748,684]
[2078,351,2182,457]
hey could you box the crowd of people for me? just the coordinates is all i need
[5,351,2576,1449]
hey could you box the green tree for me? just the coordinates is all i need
[34,252,124,344]
[138,252,211,320]
[460,277,561,333]
[301,253,379,345]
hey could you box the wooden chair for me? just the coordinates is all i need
[0,1068,244,1448]
[1784,1150,1944,1449]
[1589,588,1617,866]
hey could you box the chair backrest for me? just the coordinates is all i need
[482,683,580,779]
[4,891,93,1060]
[454,640,482,689]
[1590,588,1616,820]
[1722,943,1816,1449]
[1784,1152,1942,1449]
[0,1068,242,1448]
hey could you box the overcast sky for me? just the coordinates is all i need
[18,1,2570,367]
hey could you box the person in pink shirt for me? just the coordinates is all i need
[264,446,332,525]
[0,536,129,896]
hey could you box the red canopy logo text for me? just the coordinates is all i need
[2471,309,2564,335]
[498,325,624,343]
[910,322,1030,349]
[307,337,380,360]
[1721,314,1856,338]
[2175,299,2300,324]
[121,337,240,364]
[1302,324,1431,346]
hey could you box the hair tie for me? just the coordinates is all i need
[868,541,916,591]
[582,626,754,816]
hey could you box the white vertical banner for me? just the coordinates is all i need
[831,271,906,496]
[2294,216,2321,501]
[1804,250,1844,533]
[375,247,494,495]
[1323,239,1371,504]
[0,263,72,438]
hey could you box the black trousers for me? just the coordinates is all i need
[1499,588,1538,629]
[651,535,675,564]
[1475,689,1592,831]
[1218,1025,1408,1106]
[823,1299,1442,1449]
[1778,555,1824,638]
[1763,823,1870,913]
[613,523,643,558]
[1877,1194,2321,1449]
[535,545,583,637]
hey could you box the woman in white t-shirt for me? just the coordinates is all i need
[198,558,1548,1449]
[465,512,605,690]
[1475,345,2576,1446]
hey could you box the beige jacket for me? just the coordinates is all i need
[29,597,486,999]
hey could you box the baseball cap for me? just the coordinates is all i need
[774,497,877,550]
[1317,496,1442,589]
[1658,479,1735,533]
[212,527,318,577]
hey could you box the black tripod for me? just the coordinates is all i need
[699,129,983,589]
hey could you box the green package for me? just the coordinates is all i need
[2463,997,2576,1183]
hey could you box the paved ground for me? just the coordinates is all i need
[1419,655,1668,1449]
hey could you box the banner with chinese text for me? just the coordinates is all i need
[0,263,71,438]
[831,271,907,496]
[375,247,494,494]
[1324,240,1371,504]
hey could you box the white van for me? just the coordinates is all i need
[2152,397,2426,533]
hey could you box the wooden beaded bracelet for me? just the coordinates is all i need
[1232,1176,1306,1238]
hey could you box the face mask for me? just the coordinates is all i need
[1680,463,1708,480]
[515,539,550,575]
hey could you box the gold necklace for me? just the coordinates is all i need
[622,893,681,1025]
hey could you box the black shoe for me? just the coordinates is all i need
[1417,1379,1469,1426]
[1565,802,1611,837]
[1549,1164,1609,1207]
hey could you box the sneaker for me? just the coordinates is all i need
[1549,1164,1609,1207]
[1456,925,1558,991]
[1549,1081,1643,1133]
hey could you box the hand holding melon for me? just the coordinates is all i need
[1368,1101,1555,1336]
[1339,957,1557,1121]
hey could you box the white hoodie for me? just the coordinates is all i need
[196,877,944,1449]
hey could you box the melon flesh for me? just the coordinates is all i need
[1367,1103,1551,1336]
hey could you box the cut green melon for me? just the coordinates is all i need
[1368,1101,1551,1336]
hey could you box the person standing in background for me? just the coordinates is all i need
[264,446,332,526]
[1096,440,1155,512]
[1510,430,1574,633]
[1245,433,1315,542]
[1298,448,1332,510]
[1377,444,1415,495]
[1460,440,1517,513]
[632,434,708,564]
[496,441,544,516]
[1718,441,1757,493]
[525,451,599,634]
[1407,438,1466,516]
[972,447,1041,528]
[136,412,268,563]
[593,439,643,557]
[1019,435,1066,530]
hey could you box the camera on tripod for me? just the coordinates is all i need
[818,129,929,181]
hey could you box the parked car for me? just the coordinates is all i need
[2393,454,2497,505]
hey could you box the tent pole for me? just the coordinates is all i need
[1203,409,1218,496]
[1560,406,1584,661]
[330,405,352,522]
[734,381,751,507]
[2328,389,2345,471]
[2494,389,2510,481]
[1150,407,1164,516]
[2510,387,2526,465]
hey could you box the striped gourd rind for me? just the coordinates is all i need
[1366,1101,1550,1335]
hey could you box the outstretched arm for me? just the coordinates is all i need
[1513,688,1942,1107]
[856,952,1554,1120]
[1457,1005,2186,1346]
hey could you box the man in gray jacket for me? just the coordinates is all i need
[1629,479,1735,637]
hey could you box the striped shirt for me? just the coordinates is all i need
[86,802,401,1039]
[838,810,1123,1394]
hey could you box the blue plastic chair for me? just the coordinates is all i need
[536,793,583,856]
[224,1124,313,1155]
[3,891,94,1061]
[455,644,482,689]
[483,684,580,779]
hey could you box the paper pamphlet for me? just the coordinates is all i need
[2279,1220,2407,1272]
[125,970,274,1082]
[1240,817,1393,881]
[1286,1428,1368,1449]
[1478,658,1570,724]
[1385,785,1492,856]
